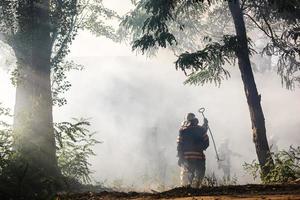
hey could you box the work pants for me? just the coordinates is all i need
[180,159,205,188]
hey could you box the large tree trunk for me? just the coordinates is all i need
[13,0,59,176]
[228,0,274,177]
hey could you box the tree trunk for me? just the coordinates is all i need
[228,0,274,177]
[13,0,59,176]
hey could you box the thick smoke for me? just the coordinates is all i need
[50,30,300,189]
[0,0,299,191]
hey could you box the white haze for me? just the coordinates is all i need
[54,30,300,188]
[0,0,299,191]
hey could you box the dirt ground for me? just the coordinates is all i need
[153,195,300,200]
[56,183,300,200]
[57,195,300,200]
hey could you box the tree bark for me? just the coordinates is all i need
[13,0,59,176]
[228,0,274,177]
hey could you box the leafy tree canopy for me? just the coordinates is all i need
[121,0,300,88]
[0,0,119,104]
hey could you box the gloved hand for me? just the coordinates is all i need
[203,118,208,125]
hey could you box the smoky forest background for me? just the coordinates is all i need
[0,0,299,199]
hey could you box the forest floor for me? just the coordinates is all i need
[57,183,300,200]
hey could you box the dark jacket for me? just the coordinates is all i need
[177,119,209,160]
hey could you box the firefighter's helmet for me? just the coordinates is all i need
[185,113,196,121]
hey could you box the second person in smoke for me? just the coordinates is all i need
[177,113,209,188]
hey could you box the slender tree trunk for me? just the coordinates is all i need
[13,0,59,176]
[228,0,274,177]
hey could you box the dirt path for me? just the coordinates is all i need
[58,194,300,200]
[57,184,300,200]
[153,195,300,200]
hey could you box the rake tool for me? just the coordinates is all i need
[198,107,222,162]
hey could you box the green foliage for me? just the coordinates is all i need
[0,104,13,172]
[1,0,119,106]
[202,173,238,187]
[82,0,119,41]
[245,0,300,23]
[52,61,84,106]
[243,146,300,183]
[244,0,300,89]
[54,118,101,184]
[202,173,218,187]
[119,2,149,42]
[133,33,176,53]
[50,0,80,70]
[50,0,119,69]
[0,154,62,200]
[129,0,210,54]
[0,104,100,198]
[125,0,300,88]
[243,160,261,181]
[0,0,111,197]
[128,0,177,52]
[122,1,238,86]
[0,1,17,39]
[176,35,240,86]
[0,104,60,199]
[0,0,118,80]
[131,0,178,51]
[121,1,234,59]
[122,1,229,47]
[123,0,239,85]
[125,0,211,52]
[176,35,255,86]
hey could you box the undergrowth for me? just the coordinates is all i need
[243,146,300,184]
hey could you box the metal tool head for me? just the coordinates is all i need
[198,107,205,113]
[217,157,224,162]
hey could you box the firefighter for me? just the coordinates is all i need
[177,113,209,188]
[218,139,242,179]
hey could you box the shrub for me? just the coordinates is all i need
[243,146,300,183]
[0,104,100,199]
[54,118,101,184]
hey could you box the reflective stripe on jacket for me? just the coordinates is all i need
[183,151,206,160]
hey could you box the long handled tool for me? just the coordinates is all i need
[198,107,221,161]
